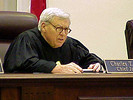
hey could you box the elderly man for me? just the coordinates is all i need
[4,8,105,74]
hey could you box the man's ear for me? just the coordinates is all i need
[41,22,46,32]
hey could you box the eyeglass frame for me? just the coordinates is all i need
[47,21,72,34]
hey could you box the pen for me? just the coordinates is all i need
[56,61,61,65]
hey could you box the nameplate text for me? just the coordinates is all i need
[104,60,133,73]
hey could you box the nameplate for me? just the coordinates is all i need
[104,60,133,73]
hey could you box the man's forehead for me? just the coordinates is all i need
[51,16,69,22]
[51,16,70,26]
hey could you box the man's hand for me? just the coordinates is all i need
[87,63,102,72]
[51,62,83,74]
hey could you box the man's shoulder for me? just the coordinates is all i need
[15,27,39,40]
[66,36,89,52]
[12,27,40,44]
[66,36,83,45]
[20,27,39,36]
[66,36,77,43]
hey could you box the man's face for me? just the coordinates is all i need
[41,16,70,48]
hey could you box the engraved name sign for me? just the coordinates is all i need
[104,60,133,73]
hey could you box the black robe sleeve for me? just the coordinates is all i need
[70,38,105,69]
[3,32,56,73]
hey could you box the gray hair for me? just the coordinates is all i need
[38,8,70,31]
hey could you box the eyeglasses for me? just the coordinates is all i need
[48,22,72,34]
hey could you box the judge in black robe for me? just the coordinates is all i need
[3,27,104,73]
[3,8,105,73]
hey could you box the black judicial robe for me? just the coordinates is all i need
[3,27,104,73]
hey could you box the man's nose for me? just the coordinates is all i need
[60,29,67,35]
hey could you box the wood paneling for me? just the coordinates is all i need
[1,74,133,100]
[1,87,20,100]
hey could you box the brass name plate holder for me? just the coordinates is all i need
[104,60,133,73]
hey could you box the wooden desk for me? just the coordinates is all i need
[0,73,133,100]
